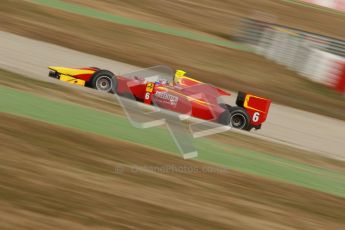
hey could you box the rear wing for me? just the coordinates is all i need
[236,92,271,126]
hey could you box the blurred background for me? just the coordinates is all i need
[0,0,345,229]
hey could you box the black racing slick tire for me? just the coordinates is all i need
[229,107,250,130]
[91,70,117,94]
[218,106,250,130]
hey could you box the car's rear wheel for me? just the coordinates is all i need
[218,106,250,130]
[229,107,250,129]
[91,70,117,93]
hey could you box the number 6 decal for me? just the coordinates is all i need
[145,92,150,100]
[253,112,260,122]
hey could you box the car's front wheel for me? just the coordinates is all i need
[91,70,117,93]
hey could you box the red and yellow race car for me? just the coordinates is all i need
[48,66,271,131]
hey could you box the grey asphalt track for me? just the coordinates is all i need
[0,31,344,160]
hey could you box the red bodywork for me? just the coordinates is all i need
[117,76,227,120]
[49,66,271,129]
[115,75,271,128]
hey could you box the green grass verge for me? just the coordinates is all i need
[31,0,250,51]
[1,85,344,197]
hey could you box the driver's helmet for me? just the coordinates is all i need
[155,79,169,85]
